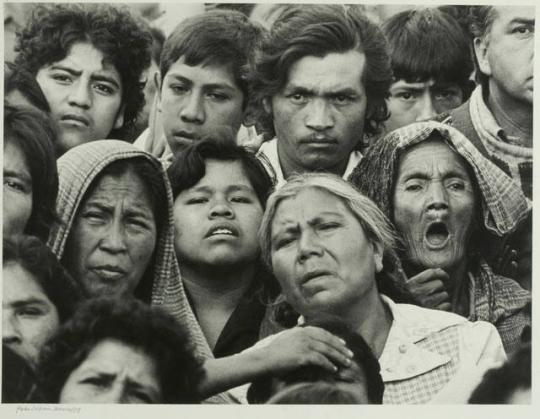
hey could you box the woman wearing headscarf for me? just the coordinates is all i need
[253,173,505,404]
[349,121,531,354]
[47,140,231,403]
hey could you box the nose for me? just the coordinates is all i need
[415,93,437,121]
[67,79,92,109]
[99,220,128,253]
[180,92,205,124]
[2,314,21,347]
[297,230,324,263]
[305,99,334,131]
[426,182,449,211]
[209,197,234,219]
[98,384,125,404]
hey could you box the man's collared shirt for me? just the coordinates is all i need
[256,137,363,188]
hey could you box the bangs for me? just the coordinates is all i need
[385,8,473,84]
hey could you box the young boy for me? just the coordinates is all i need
[14,3,152,154]
[382,7,474,132]
[136,10,264,165]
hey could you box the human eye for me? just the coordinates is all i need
[274,235,296,250]
[208,91,230,102]
[16,306,45,317]
[230,194,253,204]
[186,196,208,205]
[81,376,108,388]
[318,221,340,231]
[93,82,115,95]
[446,179,466,191]
[51,72,72,84]
[287,91,308,105]
[404,180,424,192]
[81,209,107,223]
[396,91,416,101]
[4,178,30,193]
[169,83,189,94]
[332,94,355,105]
[511,24,534,37]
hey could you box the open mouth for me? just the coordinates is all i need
[424,221,450,248]
[205,224,239,238]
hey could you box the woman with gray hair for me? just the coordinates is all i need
[257,173,506,404]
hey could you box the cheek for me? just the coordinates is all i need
[26,313,60,350]
[3,194,33,234]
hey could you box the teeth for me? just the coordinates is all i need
[211,228,233,236]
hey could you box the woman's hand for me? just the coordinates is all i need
[406,268,452,311]
[256,326,354,374]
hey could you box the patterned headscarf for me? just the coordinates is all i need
[48,140,215,362]
[349,121,530,237]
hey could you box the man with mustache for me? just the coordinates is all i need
[13,3,152,156]
[252,5,393,188]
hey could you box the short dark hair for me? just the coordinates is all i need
[469,341,531,404]
[3,235,82,323]
[168,138,273,208]
[249,4,393,138]
[468,6,498,89]
[4,104,59,241]
[160,9,265,106]
[267,381,366,404]
[383,7,474,98]
[247,317,384,404]
[38,297,205,403]
[75,158,168,303]
[4,62,50,113]
[14,3,153,138]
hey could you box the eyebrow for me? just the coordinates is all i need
[188,184,254,194]
[285,85,360,98]
[84,201,152,218]
[168,74,237,91]
[3,168,32,184]
[9,298,49,309]
[271,212,344,239]
[509,18,535,26]
[400,169,469,181]
[49,65,121,89]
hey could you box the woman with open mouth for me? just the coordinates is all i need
[256,173,506,404]
[350,121,531,354]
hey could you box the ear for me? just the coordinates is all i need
[113,105,125,129]
[473,36,492,77]
[372,241,384,274]
[155,72,163,113]
[262,97,272,115]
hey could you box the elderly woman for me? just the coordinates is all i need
[38,298,204,404]
[257,173,505,404]
[46,140,230,402]
[349,121,531,354]
[3,104,58,241]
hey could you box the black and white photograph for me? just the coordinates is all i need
[1,0,534,413]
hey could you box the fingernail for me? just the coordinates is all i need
[333,365,338,372]
[347,349,354,358]
[339,338,346,345]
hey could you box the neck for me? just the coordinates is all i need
[445,260,470,317]
[487,81,533,146]
[182,263,256,311]
[307,291,393,359]
[276,142,349,179]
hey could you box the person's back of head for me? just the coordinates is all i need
[267,381,366,404]
[469,340,531,404]
[247,315,384,404]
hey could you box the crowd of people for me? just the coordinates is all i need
[2,3,533,405]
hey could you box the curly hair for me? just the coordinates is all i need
[249,4,393,139]
[14,3,152,138]
[38,297,205,404]
[4,104,59,240]
[3,235,82,323]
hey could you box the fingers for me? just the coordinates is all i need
[306,339,352,369]
[303,326,353,360]
[406,268,449,285]
[436,302,452,311]
[422,291,450,308]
